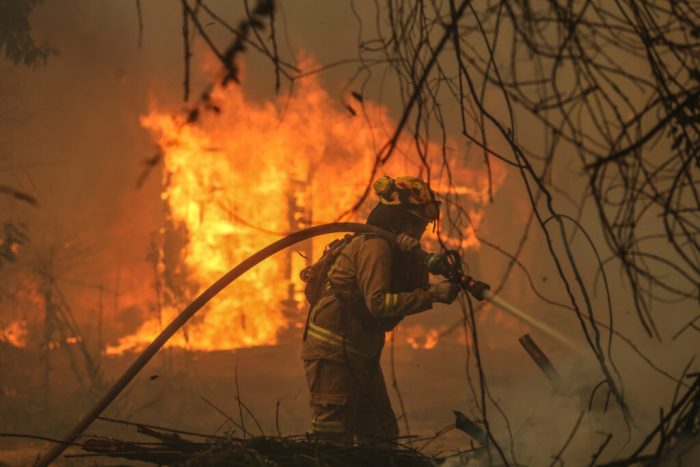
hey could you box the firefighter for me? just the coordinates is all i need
[301,176,460,444]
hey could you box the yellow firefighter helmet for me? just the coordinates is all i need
[373,176,440,221]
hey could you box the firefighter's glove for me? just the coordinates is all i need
[467,280,491,301]
[395,233,421,253]
[424,253,450,276]
[429,280,460,304]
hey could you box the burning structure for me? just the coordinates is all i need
[101,60,506,356]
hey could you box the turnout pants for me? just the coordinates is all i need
[304,358,399,444]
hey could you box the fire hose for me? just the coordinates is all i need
[36,222,581,466]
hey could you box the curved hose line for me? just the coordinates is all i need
[36,222,396,466]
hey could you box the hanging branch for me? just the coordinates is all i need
[135,0,144,48]
[181,0,191,102]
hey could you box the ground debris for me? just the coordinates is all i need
[69,424,448,466]
[185,436,440,467]
[69,430,209,464]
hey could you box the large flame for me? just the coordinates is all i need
[106,58,506,355]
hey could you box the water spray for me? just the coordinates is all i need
[428,248,586,356]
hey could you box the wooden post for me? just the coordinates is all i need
[519,334,562,391]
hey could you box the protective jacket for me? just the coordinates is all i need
[301,234,432,363]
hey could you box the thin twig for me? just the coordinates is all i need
[549,411,585,467]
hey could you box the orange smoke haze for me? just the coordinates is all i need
[104,57,507,355]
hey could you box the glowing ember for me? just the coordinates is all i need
[106,57,506,355]
[0,320,28,348]
[402,324,440,350]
